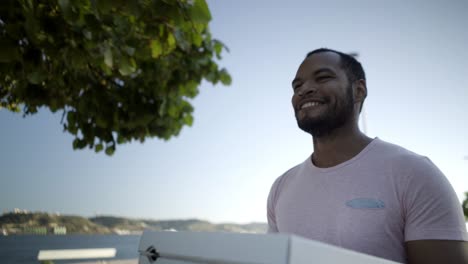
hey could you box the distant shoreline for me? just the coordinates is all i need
[0,212,267,236]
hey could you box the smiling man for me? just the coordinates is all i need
[267,48,468,263]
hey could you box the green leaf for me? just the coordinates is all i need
[159,99,167,116]
[189,0,212,23]
[83,30,92,40]
[117,135,125,144]
[73,138,87,149]
[173,29,190,51]
[193,22,206,34]
[118,57,136,76]
[167,33,176,50]
[95,143,104,152]
[100,61,113,75]
[182,80,200,98]
[27,71,46,84]
[50,99,59,112]
[150,40,163,58]
[67,111,76,124]
[191,32,203,47]
[219,68,232,85]
[24,10,41,43]
[105,145,115,155]
[104,47,113,68]
[213,40,223,58]
[167,104,178,118]
[183,114,194,126]
[124,46,136,56]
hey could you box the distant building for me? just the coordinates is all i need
[24,227,47,235]
[13,208,29,214]
[22,226,67,235]
[113,228,131,235]
[52,226,67,235]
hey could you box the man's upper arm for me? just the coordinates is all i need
[405,240,468,264]
[403,157,468,263]
[267,176,283,233]
[403,157,467,239]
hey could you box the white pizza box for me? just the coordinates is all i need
[138,231,400,264]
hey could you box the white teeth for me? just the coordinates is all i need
[301,102,322,109]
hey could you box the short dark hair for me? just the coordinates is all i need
[306,48,366,112]
[306,48,366,82]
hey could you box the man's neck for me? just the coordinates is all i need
[311,123,373,168]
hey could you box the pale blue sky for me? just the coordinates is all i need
[1,0,467,223]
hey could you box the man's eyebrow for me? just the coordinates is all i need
[292,77,301,86]
[313,68,335,76]
[292,68,336,86]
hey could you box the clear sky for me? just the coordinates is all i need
[1,0,467,223]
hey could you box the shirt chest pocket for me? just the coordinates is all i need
[337,198,403,247]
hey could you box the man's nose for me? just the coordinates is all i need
[297,82,317,97]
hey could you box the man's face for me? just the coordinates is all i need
[291,52,355,137]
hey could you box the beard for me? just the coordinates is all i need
[295,85,355,138]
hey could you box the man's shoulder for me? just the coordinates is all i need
[269,159,308,192]
[374,138,443,179]
[374,138,430,165]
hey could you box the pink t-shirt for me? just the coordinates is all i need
[267,138,467,263]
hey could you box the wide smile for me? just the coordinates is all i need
[300,101,324,109]
[298,99,326,111]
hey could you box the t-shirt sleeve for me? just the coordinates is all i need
[267,177,281,233]
[403,156,468,242]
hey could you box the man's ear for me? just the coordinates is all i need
[354,79,367,104]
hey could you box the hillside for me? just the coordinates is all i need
[90,216,267,233]
[0,212,267,235]
[0,212,110,234]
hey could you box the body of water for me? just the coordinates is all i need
[0,234,140,264]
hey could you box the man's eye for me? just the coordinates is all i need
[317,76,332,82]
[293,84,302,90]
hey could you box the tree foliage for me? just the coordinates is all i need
[0,0,231,155]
